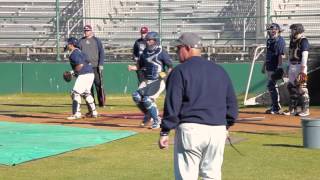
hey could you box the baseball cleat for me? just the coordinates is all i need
[298,109,310,117]
[85,111,98,118]
[67,114,82,120]
[150,123,160,129]
[265,109,280,114]
[282,109,297,116]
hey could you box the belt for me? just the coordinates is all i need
[290,61,301,65]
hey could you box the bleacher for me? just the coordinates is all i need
[0,0,79,47]
[0,0,320,62]
[271,0,320,44]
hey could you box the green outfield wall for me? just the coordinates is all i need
[0,62,266,95]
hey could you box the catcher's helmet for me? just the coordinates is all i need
[140,26,149,34]
[67,37,78,46]
[145,32,160,43]
[290,23,304,34]
[64,37,78,51]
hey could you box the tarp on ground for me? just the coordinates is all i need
[0,121,136,166]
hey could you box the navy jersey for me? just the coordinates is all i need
[265,36,286,71]
[133,38,146,61]
[69,48,93,75]
[289,37,310,63]
[139,46,173,80]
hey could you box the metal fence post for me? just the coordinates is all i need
[56,0,61,61]
[158,0,162,45]
[266,0,271,24]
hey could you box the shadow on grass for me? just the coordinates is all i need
[236,121,301,128]
[236,131,300,138]
[1,103,69,108]
[45,121,143,129]
[263,144,303,148]
[238,111,267,115]
[0,113,61,119]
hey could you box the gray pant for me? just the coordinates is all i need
[174,123,227,180]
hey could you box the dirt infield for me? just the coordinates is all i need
[0,107,319,133]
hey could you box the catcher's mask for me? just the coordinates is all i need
[145,31,160,51]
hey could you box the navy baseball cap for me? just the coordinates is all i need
[83,25,92,31]
[171,32,202,48]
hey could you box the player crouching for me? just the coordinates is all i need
[64,37,98,120]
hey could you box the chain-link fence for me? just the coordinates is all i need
[0,0,319,62]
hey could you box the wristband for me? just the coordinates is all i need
[160,131,169,136]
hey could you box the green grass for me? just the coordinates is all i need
[0,93,320,180]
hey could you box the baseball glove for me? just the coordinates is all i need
[295,72,308,86]
[63,71,73,82]
[271,68,284,81]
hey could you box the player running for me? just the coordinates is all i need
[128,32,173,129]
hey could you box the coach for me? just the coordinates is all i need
[158,32,238,180]
[78,24,106,108]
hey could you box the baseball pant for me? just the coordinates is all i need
[266,71,281,111]
[91,67,106,107]
[72,73,95,115]
[174,123,227,180]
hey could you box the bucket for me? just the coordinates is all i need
[301,118,320,149]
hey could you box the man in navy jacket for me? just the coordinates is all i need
[159,32,238,180]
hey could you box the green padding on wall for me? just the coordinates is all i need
[23,63,73,93]
[0,121,137,166]
[0,63,22,93]
[0,62,267,94]
[221,63,266,95]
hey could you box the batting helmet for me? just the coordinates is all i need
[290,23,304,34]
[267,23,282,31]
[145,32,160,42]
[140,26,149,34]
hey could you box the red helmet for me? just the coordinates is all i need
[140,26,148,34]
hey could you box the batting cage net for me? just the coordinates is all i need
[0,0,319,63]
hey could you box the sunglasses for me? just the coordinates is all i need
[175,45,187,53]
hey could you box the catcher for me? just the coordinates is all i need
[128,32,173,129]
[261,23,286,114]
[64,37,98,120]
[283,24,310,116]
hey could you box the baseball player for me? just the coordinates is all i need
[261,23,286,114]
[128,31,173,129]
[65,37,98,120]
[132,26,149,83]
[283,24,310,116]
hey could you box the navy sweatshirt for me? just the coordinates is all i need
[161,56,238,134]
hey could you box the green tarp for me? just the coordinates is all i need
[0,121,136,166]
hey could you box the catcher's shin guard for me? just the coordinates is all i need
[287,83,299,112]
[267,80,280,111]
[83,92,97,115]
[142,97,160,124]
[132,91,148,113]
[71,90,81,115]
[300,87,310,111]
